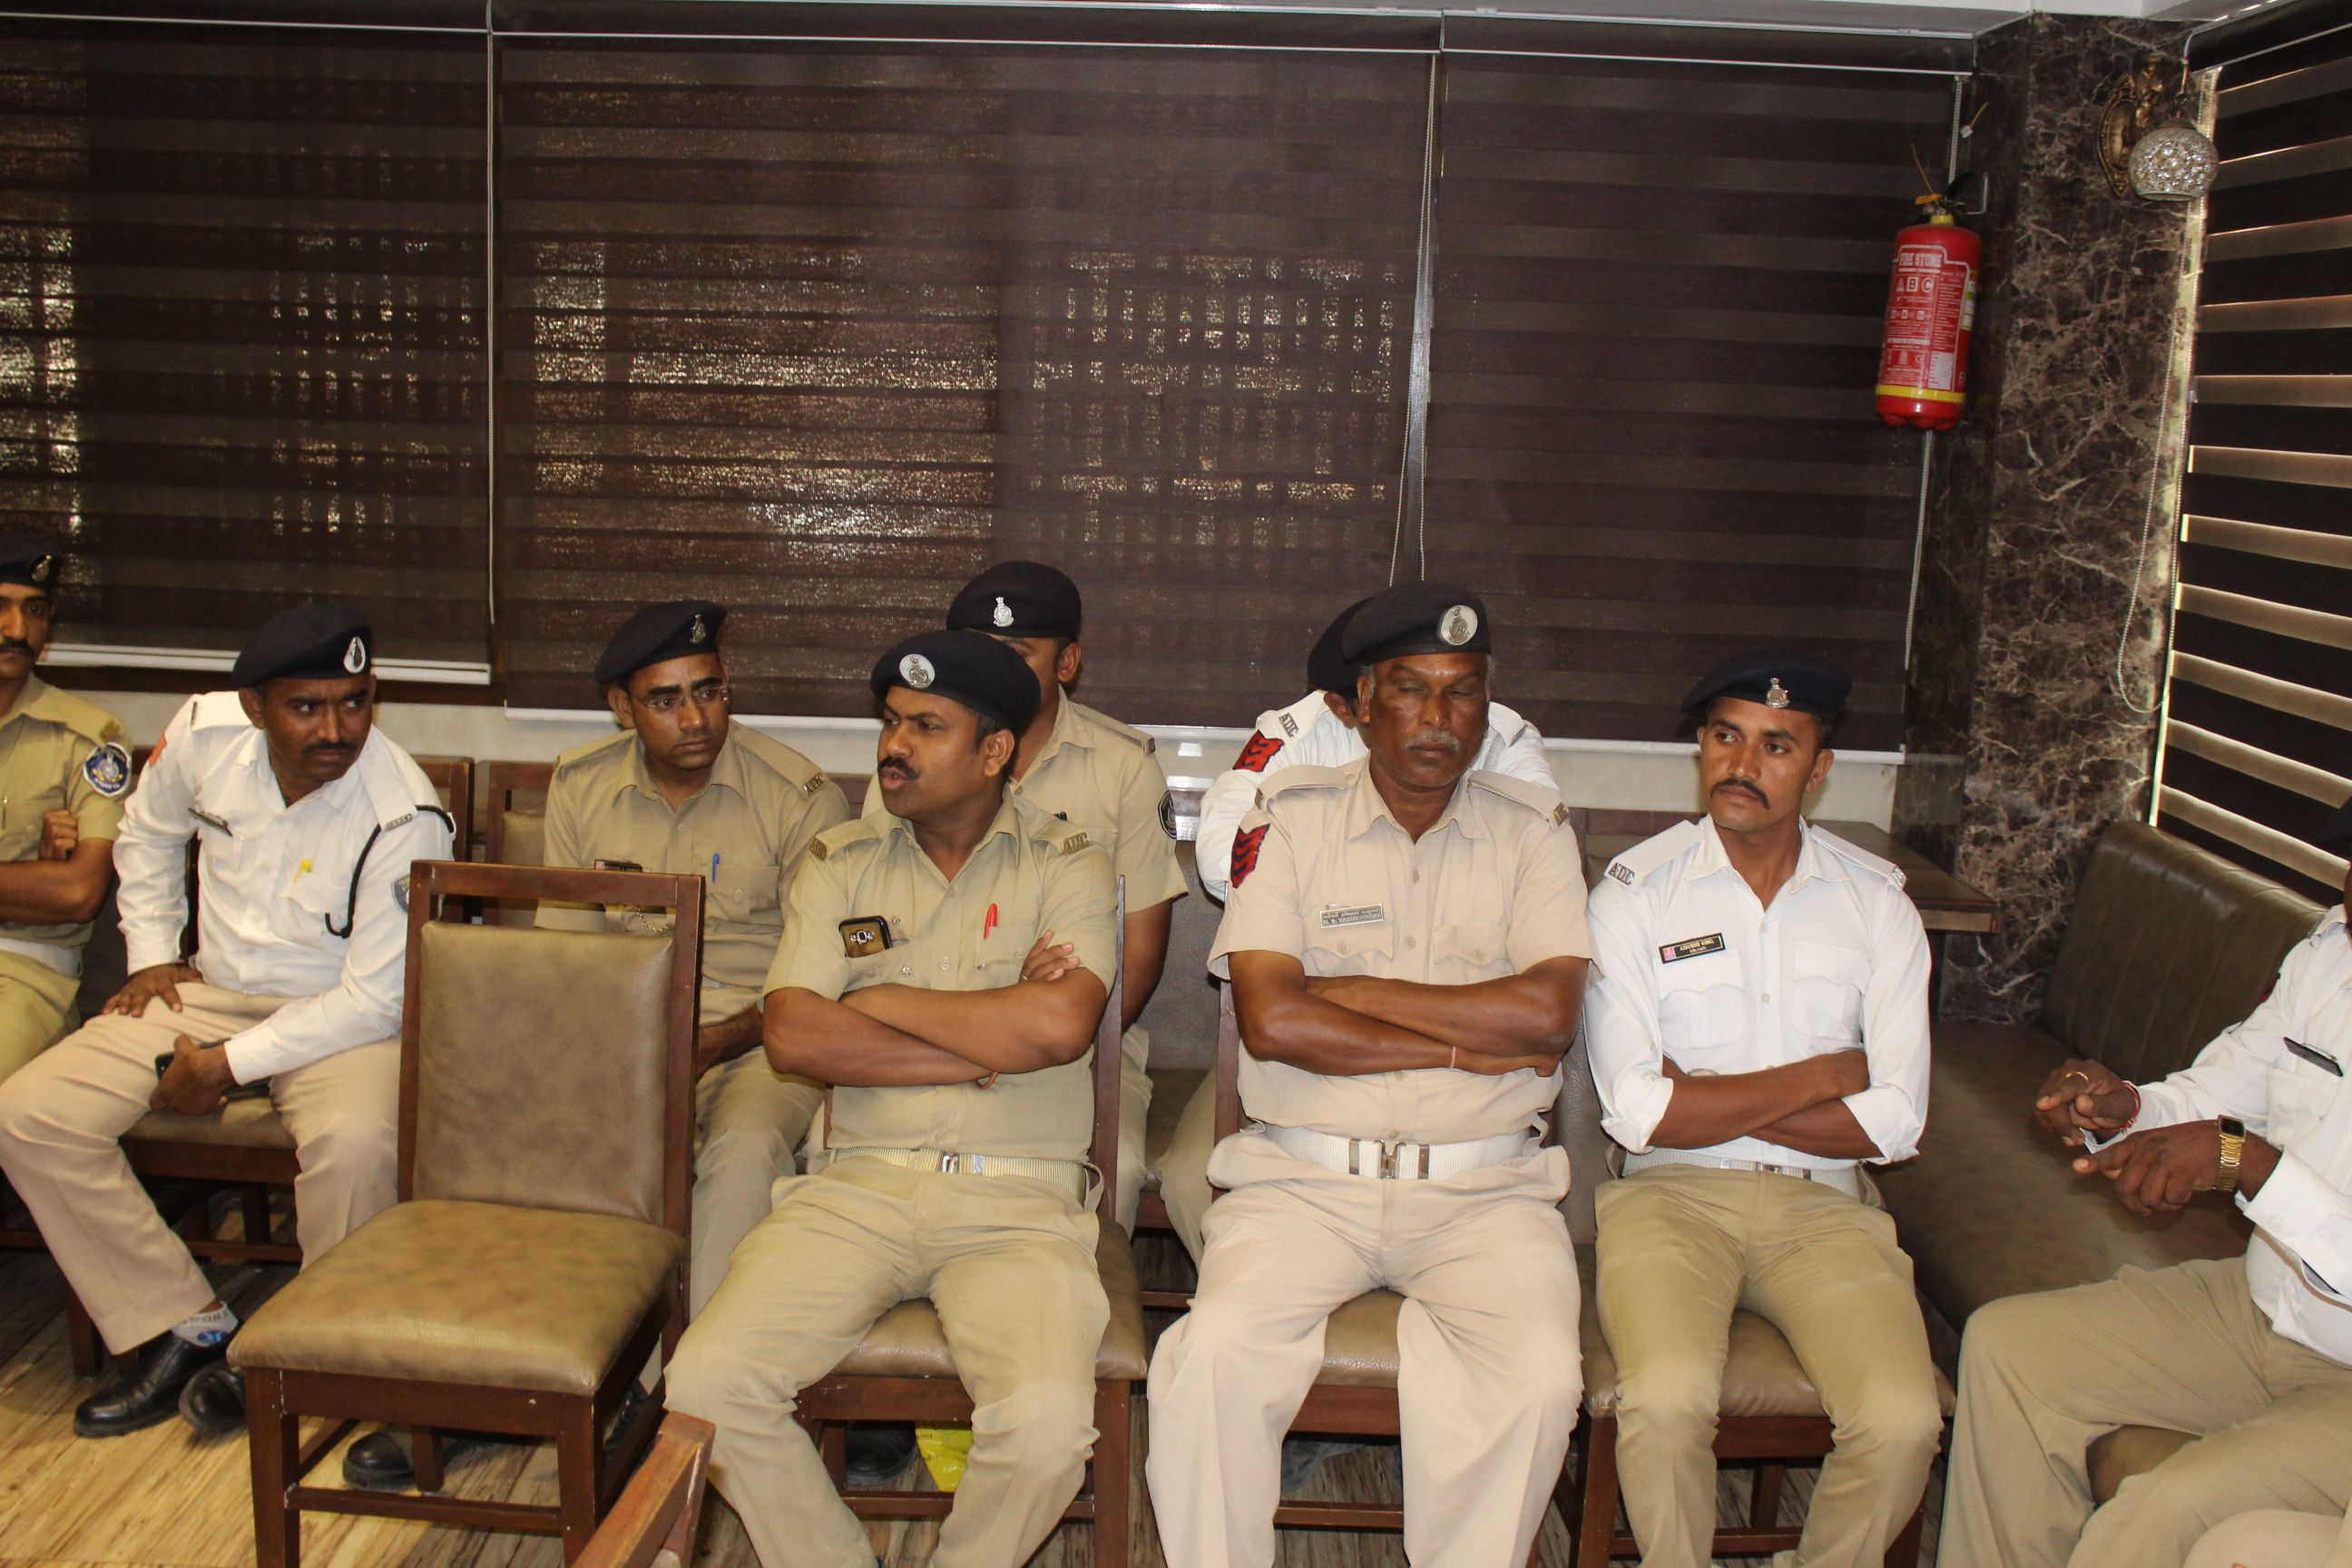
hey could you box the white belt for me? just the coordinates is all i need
[1622,1148,1865,1199]
[818,1146,1089,1202]
[1264,1123,1534,1181]
[0,935,81,978]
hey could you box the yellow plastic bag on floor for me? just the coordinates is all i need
[916,1425,973,1492]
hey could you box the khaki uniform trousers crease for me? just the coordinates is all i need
[1157,1069,1216,1260]
[1941,1255,2352,1568]
[1593,1164,1943,1568]
[0,985,398,1353]
[1117,1024,1152,1234]
[1146,1132,1585,1568]
[664,1157,1110,1568]
[0,946,83,1083]
[691,982,821,1317]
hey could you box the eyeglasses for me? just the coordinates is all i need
[635,682,730,717]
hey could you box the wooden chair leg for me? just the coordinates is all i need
[413,1427,446,1494]
[557,1398,602,1562]
[246,1368,301,1568]
[1576,1414,1620,1568]
[1749,1462,1786,1528]
[820,1420,848,1486]
[1093,1380,1131,1568]
[63,1287,101,1378]
[240,1183,273,1246]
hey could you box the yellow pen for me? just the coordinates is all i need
[292,858,313,884]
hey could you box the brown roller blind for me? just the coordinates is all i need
[1422,55,1959,751]
[2156,33,2352,905]
[0,18,490,668]
[495,38,1432,719]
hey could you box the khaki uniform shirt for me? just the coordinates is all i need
[1004,697,1186,915]
[1209,758,1592,1146]
[539,728,850,1004]
[0,676,129,953]
[767,794,1117,1163]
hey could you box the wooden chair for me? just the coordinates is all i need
[412,755,475,864]
[232,860,703,1565]
[576,1412,716,1568]
[793,885,1143,1567]
[484,760,554,925]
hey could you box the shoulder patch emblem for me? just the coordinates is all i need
[802,772,827,796]
[1278,710,1300,738]
[83,740,132,798]
[1236,730,1283,773]
[1552,802,1569,828]
[1605,861,1635,887]
[1062,830,1091,855]
[394,874,412,912]
[1160,792,1178,838]
[808,838,829,861]
[1231,824,1269,888]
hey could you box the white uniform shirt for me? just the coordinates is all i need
[114,692,454,1084]
[1196,691,1552,898]
[1585,816,1932,1169]
[2116,906,2352,1365]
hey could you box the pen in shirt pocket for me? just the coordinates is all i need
[710,852,720,885]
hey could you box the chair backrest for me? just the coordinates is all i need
[412,755,475,862]
[2042,822,2320,1082]
[397,860,702,1237]
[1089,879,1128,1228]
[575,1412,715,1568]
[484,760,554,926]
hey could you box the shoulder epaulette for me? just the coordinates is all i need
[1073,701,1155,756]
[1256,764,1348,810]
[1813,828,1906,890]
[1465,769,1568,825]
[551,730,633,778]
[808,816,882,863]
[726,727,833,795]
[30,685,124,746]
[1600,818,1703,891]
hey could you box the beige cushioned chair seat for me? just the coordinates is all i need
[2089,1424,2198,1504]
[828,1230,1148,1383]
[231,1199,683,1395]
[126,1099,295,1149]
[1141,1068,1204,1190]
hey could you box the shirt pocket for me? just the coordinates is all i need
[1436,921,1512,982]
[1655,949,1745,1064]
[278,863,354,942]
[973,919,1038,989]
[0,783,64,860]
[1304,911,1396,977]
[2268,1052,2346,1152]
[708,859,783,927]
[1792,940,1871,1044]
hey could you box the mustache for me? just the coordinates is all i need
[1712,778,1769,807]
[877,759,917,782]
[1404,730,1463,752]
[304,740,356,757]
[0,639,30,657]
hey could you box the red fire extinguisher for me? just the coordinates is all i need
[1876,194,1980,431]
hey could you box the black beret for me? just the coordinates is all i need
[1339,583,1491,664]
[1681,650,1852,720]
[595,600,726,687]
[231,604,373,688]
[946,561,1082,640]
[1308,597,1372,696]
[870,629,1040,733]
[0,532,59,592]
[2320,794,2352,849]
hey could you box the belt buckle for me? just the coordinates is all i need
[936,1151,960,1175]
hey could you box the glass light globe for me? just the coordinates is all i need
[2129,121,2219,201]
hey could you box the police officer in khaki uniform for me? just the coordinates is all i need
[666,629,1119,1568]
[945,561,1184,1231]
[0,534,129,1082]
[1147,584,1591,1568]
[540,600,848,1311]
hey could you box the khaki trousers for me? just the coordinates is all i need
[1157,1068,1217,1261]
[0,985,398,1353]
[0,947,82,1084]
[1940,1257,2352,1568]
[1116,1024,1151,1234]
[1594,1165,1942,1568]
[2187,1507,2352,1568]
[1145,1132,1584,1568]
[690,1047,819,1318]
[665,1157,1109,1568]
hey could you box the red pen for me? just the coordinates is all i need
[984,903,998,938]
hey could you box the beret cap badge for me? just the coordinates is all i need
[1765,677,1790,710]
[691,614,708,645]
[29,555,52,583]
[899,653,936,689]
[992,595,1014,629]
[343,636,368,675]
[1439,604,1478,647]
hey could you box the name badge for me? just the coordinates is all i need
[2286,1039,2344,1077]
[593,858,643,873]
[839,916,891,957]
[1319,904,1387,928]
[1659,933,1726,964]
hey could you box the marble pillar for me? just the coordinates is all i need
[1891,15,2201,1021]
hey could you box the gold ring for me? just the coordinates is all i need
[2060,1069,2091,1090]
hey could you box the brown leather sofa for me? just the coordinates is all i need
[1877,821,2321,1375]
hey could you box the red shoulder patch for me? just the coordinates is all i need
[1235,730,1283,772]
[1230,824,1269,888]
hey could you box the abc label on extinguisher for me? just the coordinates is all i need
[1876,212,1980,432]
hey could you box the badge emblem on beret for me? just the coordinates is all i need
[1765,677,1790,710]
[1439,604,1478,647]
[992,595,1014,629]
[899,653,936,689]
[691,613,708,645]
[83,740,131,799]
[343,636,368,675]
[29,554,52,584]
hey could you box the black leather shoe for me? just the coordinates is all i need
[340,1427,507,1492]
[74,1333,226,1438]
[178,1362,245,1436]
[844,1423,916,1487]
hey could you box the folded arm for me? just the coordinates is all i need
[0,836,112,926]
[1306,956,1585,1061]
[764,986,990,1086]
[1232,949,1478,1076]
[836,970,1110,1075]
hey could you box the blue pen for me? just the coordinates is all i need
[710,852,720,884]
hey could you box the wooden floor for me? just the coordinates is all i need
[0,1217,1945,1568]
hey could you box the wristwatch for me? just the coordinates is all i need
[2215,1115,2247,1191]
